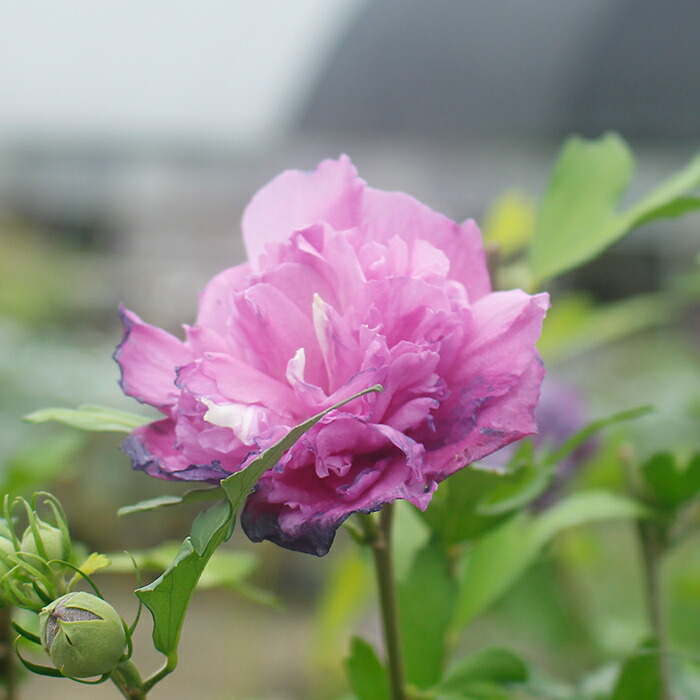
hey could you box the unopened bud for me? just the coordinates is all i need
[20,521,68,563]
[39,592,126,678]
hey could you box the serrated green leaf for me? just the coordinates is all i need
[398,538,458,689]
[438,648,528,693]
[345,636,390,700]
[24,404,151,433]
[220,385,383,514]
[530,133,700,282]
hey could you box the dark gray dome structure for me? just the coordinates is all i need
[298,0,700,138]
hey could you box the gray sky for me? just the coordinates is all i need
[0,0,365,147]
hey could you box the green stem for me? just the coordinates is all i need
[637,520,674,700]
[362,504,406,700]
[110,659,146,700]
[0,607,18,700]
[140,653,177,695]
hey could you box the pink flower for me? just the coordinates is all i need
[115,156,549,555]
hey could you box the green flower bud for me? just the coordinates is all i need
[39,592,126,678]
[0,535,15,578]
[20,521,68,563]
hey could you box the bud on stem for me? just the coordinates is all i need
[39,592,126,678]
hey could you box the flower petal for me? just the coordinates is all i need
[114,307,192,410]
[242,155,363,266]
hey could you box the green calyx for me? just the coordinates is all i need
[39,592,126,678]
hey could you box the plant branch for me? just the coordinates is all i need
[140,653,177,695]
[110,659,146,700]
[362,504,406,700]
[637,520,674,700]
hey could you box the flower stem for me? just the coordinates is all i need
[363,504,406,700]
[637,520,674,700]
[110,659,146,700]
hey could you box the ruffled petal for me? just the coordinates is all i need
[423,356,545,478]
[361,188,492,300]
[242,156,363,266]
[122,419,230,483]
[114,307,192,410]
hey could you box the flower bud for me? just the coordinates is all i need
[39,592,126,678]
[20,521,68,563]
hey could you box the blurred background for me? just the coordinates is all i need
[1,1,699,698]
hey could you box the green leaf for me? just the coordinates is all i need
[454,513,535,629]
[438,648,528,693]
[220,385,383,514]
[345,636,390,700]
[531,133,634,282]
[398,538,458,689]
[630,195,700,227]
[454,491,654,628]
[529,491,655,549]
[610,642,662,700]
[639,452,700,509]
[622,150,700,230]
[24,404,151,433]
[530,133,700,282]
[135,499,233,658]
[117,487,224,517]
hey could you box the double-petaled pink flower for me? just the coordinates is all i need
[115,157,548,555]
